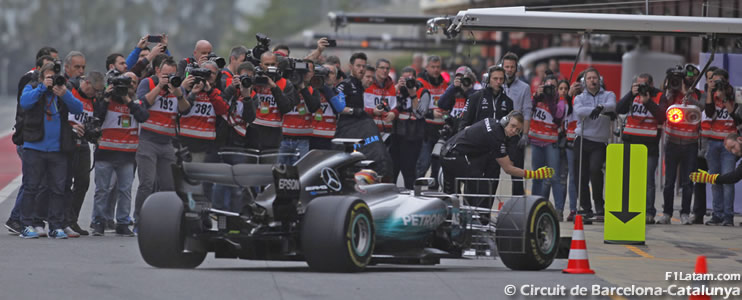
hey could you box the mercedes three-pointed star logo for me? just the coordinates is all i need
[321,167,342,192]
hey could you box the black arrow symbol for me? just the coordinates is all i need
[610,144,640,223]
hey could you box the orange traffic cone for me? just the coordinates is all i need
[689,256,710,300]
[562,214,595,274]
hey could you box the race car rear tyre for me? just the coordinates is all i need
[496,196,559,270]
[138,192,206,269]
[301,196,375,272]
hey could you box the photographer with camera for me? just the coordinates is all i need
[134,57,192,228]
[220,46,248,93]
[90,72,149,236]
[249,51,298,150]
[335,53,393,179]
[363,58,397,136]
[17,62,84,239]
[416,56,448,188]
[308,64,340,150]
[126,34,170,73]
[389,67,427,189]
[528,73,567,220]
[177,40,213,78]
[573,67,616,221]
[438,66,478,125]
[616,73,668,224]
[278,60,321,165]
[700,68,738,226]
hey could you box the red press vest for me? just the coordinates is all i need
[363,79,397,132]
[282,86,314,136]
[223,90,256,137]
[311,92,337,138]
[179,89,226,140]
[528,98,562,143]
[665,93,700,140]
[99,100,139,152]
[449,96,468,119]
[253,78,288,128]
[622,92,663,137]
[222,70,234,88]
[141,77,178,136]
[417,77,448,125]
[701,96,736,140]
[69,88,95,145]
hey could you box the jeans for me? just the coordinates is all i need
[706,139,736,222]
[278,137,310,166]
[564,147,578,212]
[65,145,91,227]
[9,146,25,222]
[573,137,606,215]
[212,154,247,212]
[134,138,176,223]
[531,143,565,210]
[92,160,134,224]
[11,146,49,226]
[416,139,440,184]
[20,149,67,230]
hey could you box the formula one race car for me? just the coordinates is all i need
[137,139,562,272]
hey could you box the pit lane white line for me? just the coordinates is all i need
[0,175,22,205]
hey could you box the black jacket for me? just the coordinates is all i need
[458,87,513,132]
[21,82,77,152]
[13,70,37,145]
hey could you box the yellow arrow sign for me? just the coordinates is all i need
[604,144,646,245]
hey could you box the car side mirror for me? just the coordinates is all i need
[413,177,435,196]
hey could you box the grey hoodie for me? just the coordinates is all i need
[574,88,616,143]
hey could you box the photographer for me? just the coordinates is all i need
[416,56,448,187]
[700,68,737,226]
[126,34,171,73]
[220,45,248,92]
[248,51,298,150]
[363,58,397,136]
[438,66,478,126]
[65,71,105,237]
[308,64,340,150]
[560,79,583,222]
[335,53,393,180]
[278,60,321,165]
[389,67,427,189]
[177,40,213,78]
[616,73,668,224]
[134,57,192,227]
[90,72,149,236]
[528,74,567,220]
[18,62,83,239]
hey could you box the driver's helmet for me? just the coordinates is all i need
[354,169,379,186]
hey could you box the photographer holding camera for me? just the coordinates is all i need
[17,62,84,239]
[363,58,397,137]
[134,56,192,228]
[438,66,478,126]
[701,68,738,226]
[177,40,213,78]
[308,64,340,150]
[220,46,248,93]
[616,73,668,224]
[90,72,149,236]
[278,60,321,165]
[249,51,298,150]
[528,73,567,220]
[178,61,229,163]
[389,67,427,189]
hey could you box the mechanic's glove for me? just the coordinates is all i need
[689,169,718,184]
[524,166,554,180]
[589,105,604,120]
[517,135,530,149]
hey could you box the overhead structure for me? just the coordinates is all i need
[328,11,436,31]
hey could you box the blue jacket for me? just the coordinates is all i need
[126,47,171,71]
[20,84,83,152]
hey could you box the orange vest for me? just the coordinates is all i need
[417,77,448,125]
[311,92,337,138]
[282,86,314,136]
[528,98,561,143]
[622,92,663,137]
[701,97,736,140]
[222,90,256,137]
[222,70,234,88]
[363,79,397,132]
[253,78,288,128]
[665,93,700,140]
[99,100,139,152]
[69,88,95,145]
[179,89,223,140]
[565,119,577,141]
[141,77,178,136]
[449,96,467,119]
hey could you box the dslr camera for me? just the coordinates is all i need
[76,117,103,144]
[666,65,686,91]
[167,74,182,88]
[542,84,556,98]
[460,77,473,88]
[206,53,226,69]
[712,78,734,100]
[189,68,212,86]
[310,65,329,87]
[107,75,133,100]
[237,74,253,88]
[399,77,422,98]
[637,83,650,96]
[255,66,279,85]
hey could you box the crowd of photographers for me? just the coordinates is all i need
[5,33,740,239]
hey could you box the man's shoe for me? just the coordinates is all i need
[105,220,116,232]
[657,215,671,224]
[691,214,704,224]
[34,226,47,237]
[115,225,135,237]
[63,226,80,238]
[646,215,655,224]
[566,211,576,222]
[721,220,734,227]
[91,222,105,236]
[556,210,564,222]
[680,214,692,225]
[69,223,88,236]
[48,229,68,239]
[20,226,39,239]
[705,218,723,226]
[5,219,23,234]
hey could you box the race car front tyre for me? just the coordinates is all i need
[496,196,559,270]
[301,196,375,272]
[138,192,206,269]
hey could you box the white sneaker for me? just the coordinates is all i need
[34,226,47,237]
[657,215,671,224]
[63,226,80,238]
[680,214,691,225]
